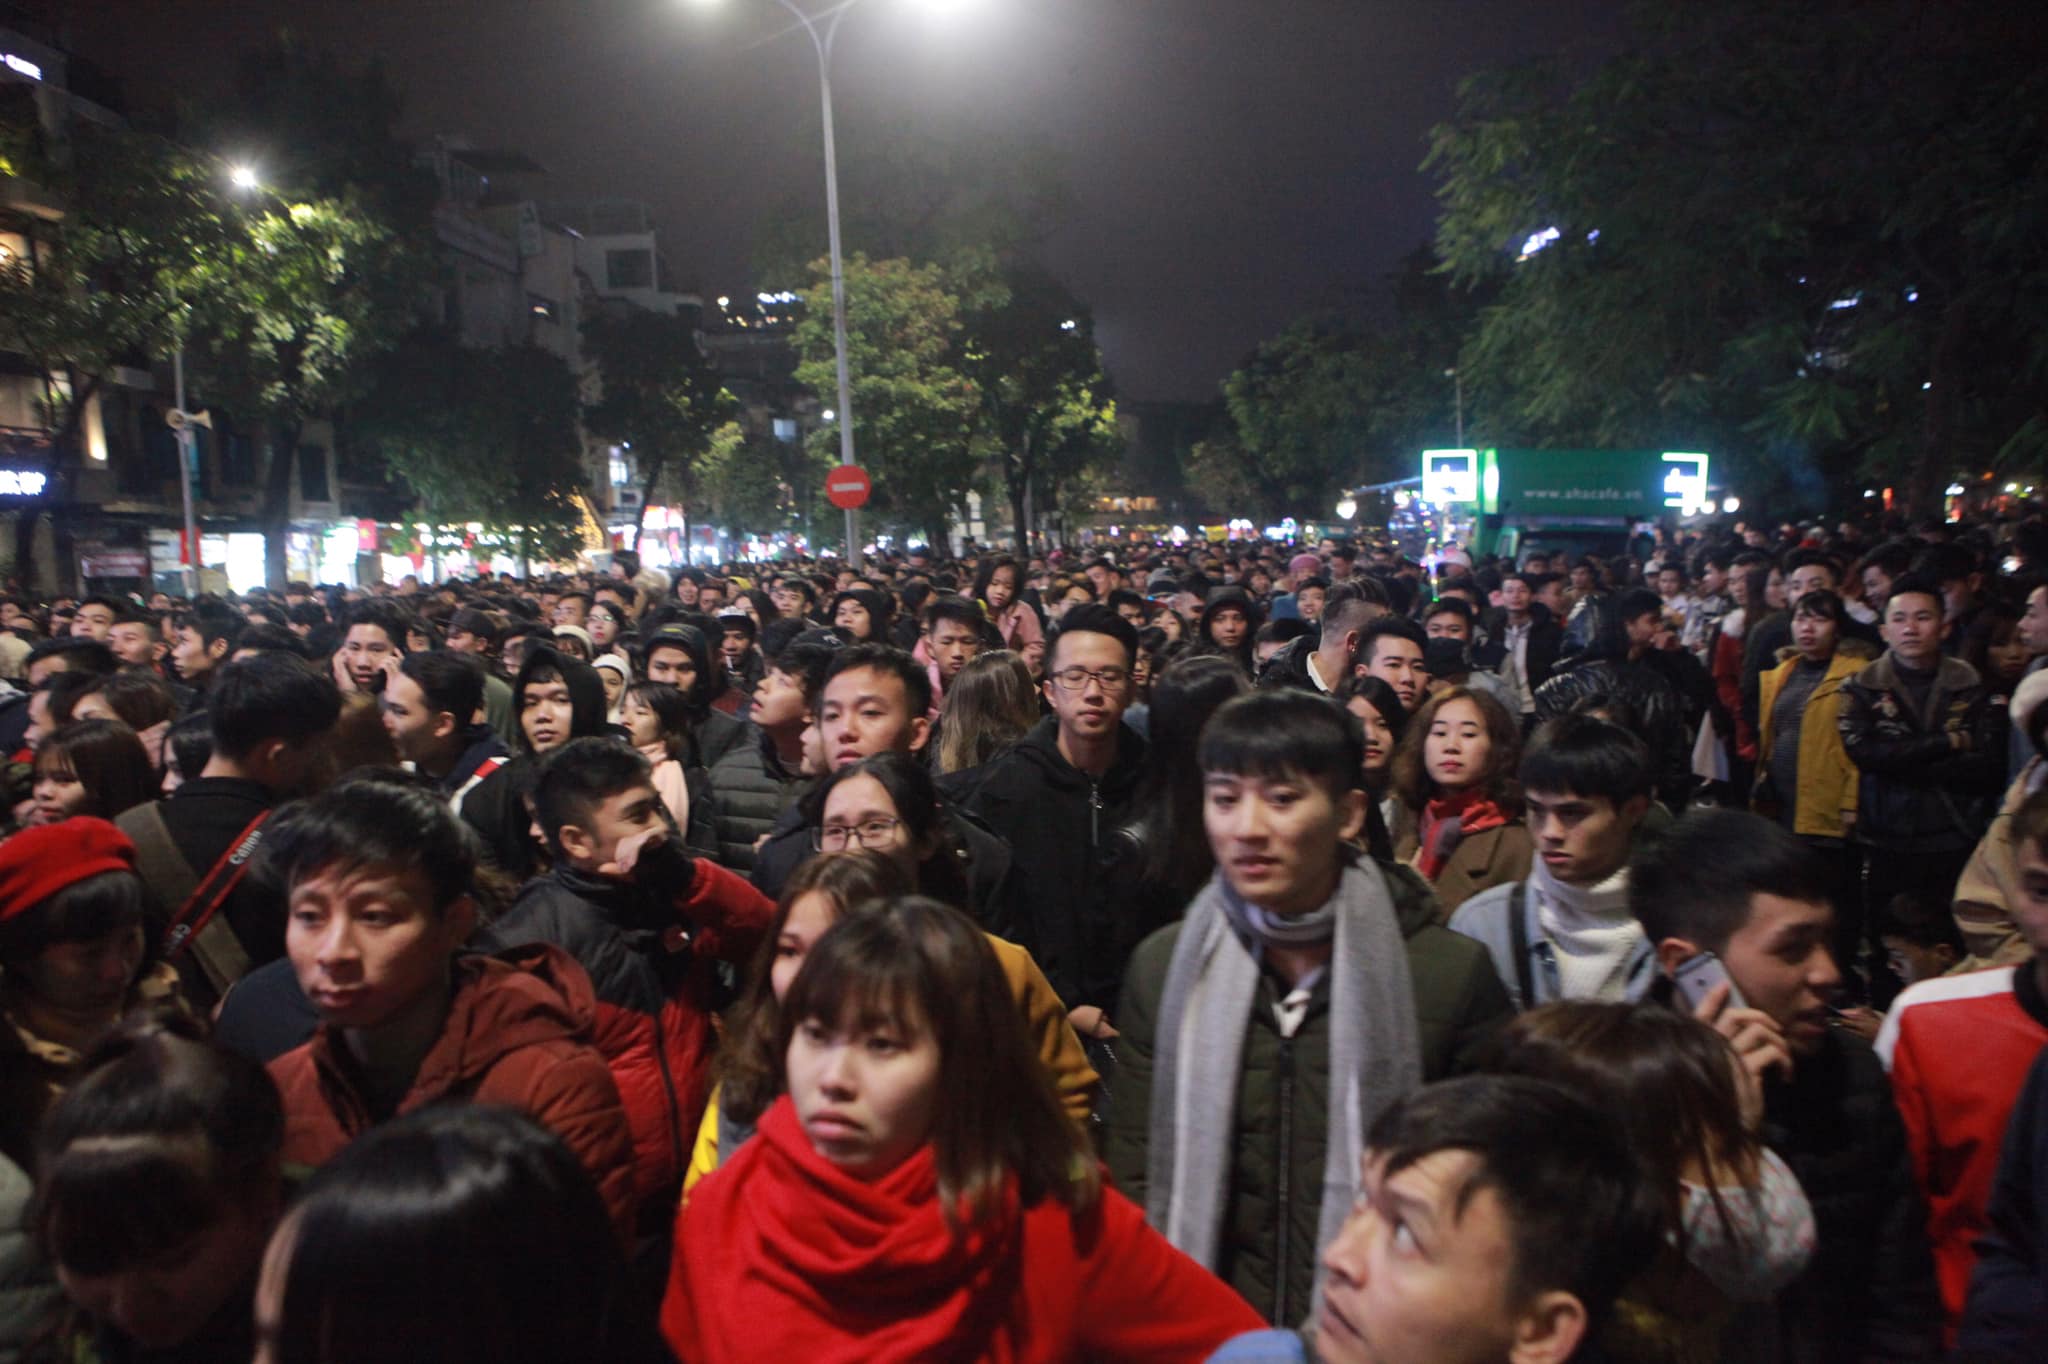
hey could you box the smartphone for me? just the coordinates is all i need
[1671,951,1747,1013]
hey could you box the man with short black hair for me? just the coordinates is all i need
[332,600,411,695]
[117,656,343,1010]
[485,737,772,1212]
[381,650,510,812]
[708,635,839,871]
[1107,688,1511,1325]
[1476,570,1564,726]
[1257,583,1386,695]
[169,610,242,692]
[1450,716,1655,1009]
[1356,616,1428,712]
[1634,808,1940,1362]
[1840,571,2001,977]
[921,595,985,700]
[749,642,933,897]
[1214,1075,1664,1364]
[945,604,1147,1030]
[71,595,121,642]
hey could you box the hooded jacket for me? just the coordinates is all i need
[460,646,611,880]
[1196,586,1262,678]
[477,848,773,1206]
[266,943,637,1242]
[642,624,750,769]
[940,715,1147,1010]
[663,1097,1262,1364]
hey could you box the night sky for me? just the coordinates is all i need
[56,0,1624,401]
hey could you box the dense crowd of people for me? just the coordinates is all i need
[1,519,2046,1361]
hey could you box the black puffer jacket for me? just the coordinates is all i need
[1534,646,1712,805]
[1745,1028,1942,1363]
[940,715,1146,1010]
[1837,653,2000,853]
[707,727,809,872]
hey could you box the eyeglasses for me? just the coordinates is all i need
[1049,665,1130,691]
[813,817,903,851]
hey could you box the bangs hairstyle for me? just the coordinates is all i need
[35,718,159,819]
[0,868,147,964]
[33,1016,281,1278]
[1791,589,1848,628]
[1487,1002,1759,1264]
[271,1105,639,1364]
[719,851,915,1127]
[777,898,1097,1230]
[257,778,479,915]
[1518,714,1652,806]
[1391,686,1524,813]
[1199,689,1364,796]
[622,681,694,760]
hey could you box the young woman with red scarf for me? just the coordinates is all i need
[1390,687,1533,916]
[662,897,1261,1362]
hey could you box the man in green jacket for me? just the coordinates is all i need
[1105,689,1512,1327]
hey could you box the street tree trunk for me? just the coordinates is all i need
[260,419,304,590]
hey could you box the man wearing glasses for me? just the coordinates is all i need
[944,605,1147,1041]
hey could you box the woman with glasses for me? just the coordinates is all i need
[682,852,1096,1203]
[800,753,1017,929]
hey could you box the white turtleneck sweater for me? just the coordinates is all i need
[1529,856,1642,1002]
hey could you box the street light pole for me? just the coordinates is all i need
[767,0,863,570]
[1445,367,1464,446]
[172,335,199,596]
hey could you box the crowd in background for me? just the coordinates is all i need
[0,515,2047,1362]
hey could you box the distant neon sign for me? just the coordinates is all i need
[1661,452,1711,515]
[0,469,48,497]
[2,53,43,82]
[1422,449,1478,505]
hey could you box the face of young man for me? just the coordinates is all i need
[1363,637,1427,711]
[816,665,928,769]
[2009,837,2048,964]
[551,597,588,628]
[1499,577,1531,618]
[2022,586,2048,656]
[1296,586,1326,622]
[1718,892,1841,1057]
[172,626,219,681]
[1318,1150,1579,1364]
[340,624,400,693]
[287,863,472,1033]
[925,618,982,683]
[645,644,697,690]
[379,672,455,764]
[1882,590,1944,669]
[1786,562,1837,603]
[751,666,809,732]
[1526,790,1641,887]
[520,677,576,753]
[1424,612,1470,644]
[1043,630,1132,747]
[1208,607,1249,649]
[1656,569,1683,599]
[106,621,160,667]
[1534,580,1567,618]
[562,782,665,871]
[1204,769,1365,916]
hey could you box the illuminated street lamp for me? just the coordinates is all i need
[1335,496,1358,521]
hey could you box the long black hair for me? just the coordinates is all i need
[267,1105,663,1364]
[1129,655,1247,895]
[800,752,974,913]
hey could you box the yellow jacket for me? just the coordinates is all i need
[682,932,1100,1202]
[1756,643,1874,840]
[1950,758,2043,967]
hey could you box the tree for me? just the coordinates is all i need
[790,253,980,545]
[1426,0,2048,515]
[347,329,588,571]
[0,116,237,583]
[175,186,424,586]
[959,264,1120,552]
[582,306,737,550]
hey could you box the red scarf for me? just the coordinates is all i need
[663,1096,1024,1362]
[1417,788,1508,880]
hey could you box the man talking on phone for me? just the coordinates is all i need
[1633,809,1940,1363]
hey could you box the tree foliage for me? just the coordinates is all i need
[1426,0,2048,514]
[582,306,737,546]
[791,253,980,544]
[959,263,1119,551]
[348,329,588,565]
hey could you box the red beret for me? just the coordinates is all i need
[0,818,138,923]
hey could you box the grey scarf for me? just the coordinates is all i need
[1145,859,1423,1313]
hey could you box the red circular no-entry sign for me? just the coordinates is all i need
[826,464,871,510]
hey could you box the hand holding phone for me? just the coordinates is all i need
[1676,951,1792,1104]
